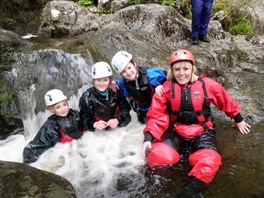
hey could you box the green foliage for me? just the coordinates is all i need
[162,0,175,7]
[0,79,15,118]
[72,0,94,6]
[98,7,108,15]
[213,0,254,35]
[78,0,94,6]
[228,20,253,35]
[171,0,192,20]
[0,43,15,72]
[132,0,142,5]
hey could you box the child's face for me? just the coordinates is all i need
[94,77,111,92]
[50,100,69,117]
[121,62,137,81]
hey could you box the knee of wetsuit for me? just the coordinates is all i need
[188,149,222,184]
[147,142,180,169]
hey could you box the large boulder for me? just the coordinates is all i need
[38,1,100,38]
[0,161,76,198]
[0,0,51,35]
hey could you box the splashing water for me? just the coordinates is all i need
[1,75,264,197]
[0,85,147,198]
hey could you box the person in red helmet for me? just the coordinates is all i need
[141,49,251,197]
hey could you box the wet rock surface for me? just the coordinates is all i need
[0,161,76,198]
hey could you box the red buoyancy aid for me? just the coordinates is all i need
[94,106,120,122]
[56,110,84,143]
[59,129,85,143]
[170,77,213,138]
[59,129,75,143]
[144,75,241,140]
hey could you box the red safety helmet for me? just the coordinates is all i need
[169,49,195,66]
[147,142,180,169]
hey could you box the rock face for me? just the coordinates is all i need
[0,161,76,198]
[0,29,30,140]
[38,1,100,38]
[0,0,51,35]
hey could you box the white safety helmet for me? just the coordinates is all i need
[92,61,113,79]
[44,89,68,107]
[111,51,133,74]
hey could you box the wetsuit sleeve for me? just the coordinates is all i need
[205,77,242,120]
[118,77,130,98]
[143,84,170,140]
[144,131,154,142]
[116,89,132,127]
[147,67,167,87]
[23,120,60,163]
[79,91,96,131]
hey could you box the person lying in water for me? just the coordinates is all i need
[23,89,85,163]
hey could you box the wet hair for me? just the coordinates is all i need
[167,61,199,83]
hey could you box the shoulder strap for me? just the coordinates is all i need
[171,79,175,98]
[198,77,208,100]
[140,67,149,85]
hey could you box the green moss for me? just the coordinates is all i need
[132,0,142,5]
[0,78,17,119]
[0,43,15,72]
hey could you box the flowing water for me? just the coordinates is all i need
[0,47,263,197]
[0,91,263,198]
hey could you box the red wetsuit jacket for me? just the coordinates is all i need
[144,75,242,140]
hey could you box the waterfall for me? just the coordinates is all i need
[0,83,147,197]
[0,49,149,197]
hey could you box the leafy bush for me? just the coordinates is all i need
[162,0,175,7]
[228,20,253,35]
[212,0,254,35]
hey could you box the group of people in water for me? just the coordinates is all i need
[23,49,251,197]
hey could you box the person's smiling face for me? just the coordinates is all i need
[94,77,111,92]
[172,61,193,85]
[121,62,138,81]
[50,100,69,117]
